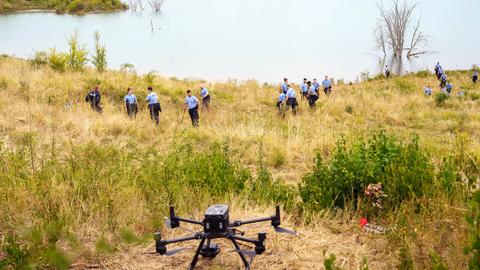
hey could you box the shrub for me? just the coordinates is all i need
[435,92,448,107]
[299,131,434,212]
[67,0,86,13]
[67,31,88,72]
[48,48,68,72]
[92,31,107,72]
[30,51,49,68]
[394,77,415,94]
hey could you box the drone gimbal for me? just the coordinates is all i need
[154,205,296,270]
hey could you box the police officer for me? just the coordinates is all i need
[435,62,442,79]
[446,81,453,94]
[286,84,298,115]
[281,78,289,94]
[277,89,287,116]
[313,78,320,95]
[322,76,333,95]
[307,81,319,108]
[440,73,447,88]
[473,70,478,84]
[124,87,138,119]
[300,78,308,100]
[85,85,102,112]
[200,85,211,111]
[184,90,200,127]
[146,86,162,125]
[385,65,391,78]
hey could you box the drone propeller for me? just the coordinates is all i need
[164,247,190,256]
[274,226,298,236]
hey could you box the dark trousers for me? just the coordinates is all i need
[440,80,446,88]
[149,103,161,125]
[91,102,102,113]
[308,95,319,108]
[202,95,211,109]
[324,87,332,95]
[474,76,478,83]
[286,98,298,115]
[385,71,390,78]
[188,106,199,127]
[126,103,138,119]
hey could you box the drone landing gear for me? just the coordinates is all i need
[200,239,220,258]
[188,237,251,270]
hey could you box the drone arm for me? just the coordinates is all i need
[229,235,258,244]
[229,206,282,228]
[177,217,203,226]
[155,232,202,255]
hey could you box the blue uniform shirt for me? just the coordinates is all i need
[146,92,159,104]
[313,82,320,90]
[278,93,286,102]
[301,83,308,93]
[435,63,441,70]
[474,71,478,76]
[424,87,432,95]
[441,74,447,81]
[446,83,453,90]
[124,93,137,104]
[308,86,317,95]
[200,87,209,97]
[286,88,296,98]
[185,95,199,109]
[322,79,332,88]
[281,83,288,93]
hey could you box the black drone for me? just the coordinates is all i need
[153,205,297,270]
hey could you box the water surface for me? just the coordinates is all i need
[0,0,478,82]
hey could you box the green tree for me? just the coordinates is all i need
[92,31,107,72]
[67,30,88,72]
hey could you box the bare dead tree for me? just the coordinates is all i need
[148,0,165,12]
[406,19,429,58]
[374,0,430,74]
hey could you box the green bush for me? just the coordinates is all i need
[48,48,68,72]
[67,31,88,72]
[92,31,107,72]
[394,77,415,94]
[299,131,434,212]
[30,51,49,68]
[435,92,448,106]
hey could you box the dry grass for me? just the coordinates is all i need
[0,56,479,269]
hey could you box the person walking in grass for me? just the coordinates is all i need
[285,84,298,115]
[440,73,447,88]
[300,78,308,100]
[146,86,161,125]
[276,88,287,116]
[473,70,478,84]
[322,76,333,95]
[124,87,138,119]
[446,81,453,94]
[184,90,200,127]
[200,85,211,111]
[85,85,102,113]
[385,65,391,78]
[435,62,442,79]
[313,78,320,95]
[424,85,432,96]
[307,81,319,108]
[281,78,289,94]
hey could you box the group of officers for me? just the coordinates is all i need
[276,76,334,115]
[85,85,211,127]
[423,62,478,96]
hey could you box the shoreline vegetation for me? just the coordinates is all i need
[0,0,128,14]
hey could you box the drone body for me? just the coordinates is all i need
[154,205,296,270]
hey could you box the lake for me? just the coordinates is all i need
[0,0,478,83]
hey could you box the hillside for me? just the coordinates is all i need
[0,55,479,269]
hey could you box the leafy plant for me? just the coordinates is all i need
[435,92,448,107]
[92,31,107,72]
[67,30,88,72]
[464,191,480,270]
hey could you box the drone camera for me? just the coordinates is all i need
[204,204,230,233]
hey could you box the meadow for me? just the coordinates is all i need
[0,51,479,269]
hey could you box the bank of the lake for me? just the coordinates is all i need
[0,0,127,14]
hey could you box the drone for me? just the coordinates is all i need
[153,204,297,270]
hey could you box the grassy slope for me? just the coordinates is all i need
[0,56,478,269]
[0,0,127,13]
